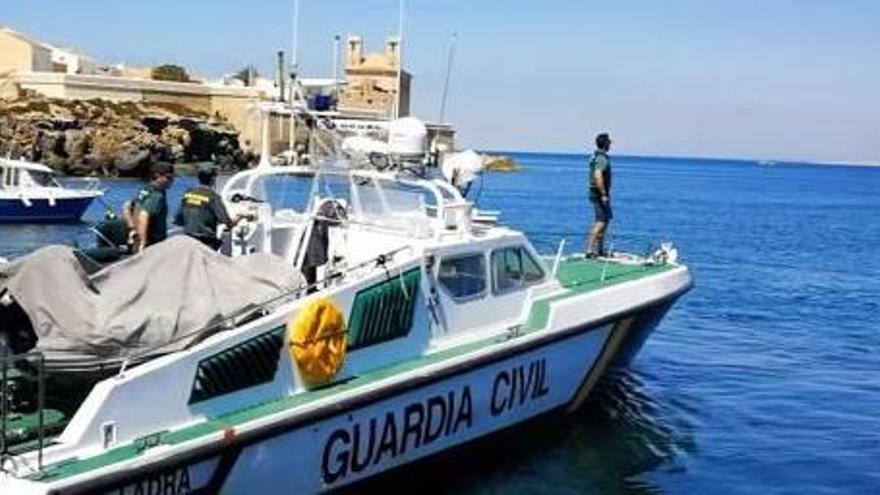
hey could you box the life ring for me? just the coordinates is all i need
[288,298,347,386]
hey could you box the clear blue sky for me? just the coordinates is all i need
[3,0,879,163]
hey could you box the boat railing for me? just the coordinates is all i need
[345,169,471,238]
[308,116,343,159]
[76,177,103,192]
[0,351,47,472]
[111,244,415,369]
[58,176,103,194]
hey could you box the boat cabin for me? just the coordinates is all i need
[0,158,103,222]
[0,159,61,191]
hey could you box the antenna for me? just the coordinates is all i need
[332,34,341,83]
[291,0,300,73]
[395,0,406,119]
[439,32,457,123]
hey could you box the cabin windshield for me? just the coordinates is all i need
[30,171,57,187]
[492,246,545,293]
[250,173,314,212]
[348,176,435,237]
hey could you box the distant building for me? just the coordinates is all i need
[0,26,276,149]
[0,26,53,74]
[337,35,411,119]
[49,47,99,75]
[0,26,449,158]
[0,26,100,75]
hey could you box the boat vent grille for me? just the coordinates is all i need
[348,268,421,350]
[189,327,285,404]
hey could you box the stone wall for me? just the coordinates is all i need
[0,92,256,176]
[5,72,269,148]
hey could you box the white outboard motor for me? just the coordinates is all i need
[388,117,428,161]
[441,150,486,191]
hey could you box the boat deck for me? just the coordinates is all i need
[555,257,674,290]
[525,257,675,331]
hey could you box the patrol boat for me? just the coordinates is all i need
[0,158,103,223]
[0,157,692,494]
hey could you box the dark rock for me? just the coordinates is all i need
[42,153,69,171]
[187,122,220,162]
[64,129,90,164]
[149,143,174,164]
[0,94,247,176]
[116,148,151,176]
[35,130,66,159]
[141,115,169,135]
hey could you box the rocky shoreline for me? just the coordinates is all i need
[0,92,253,177]
[484,154,520,172]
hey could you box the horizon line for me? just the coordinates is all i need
[477,149,880,168]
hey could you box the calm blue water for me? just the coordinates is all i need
[2,154,879,494]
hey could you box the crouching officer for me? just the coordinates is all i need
[174,163,236,251]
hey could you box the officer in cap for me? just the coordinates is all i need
[586,133,613,257]
[174,163,236,250]
[127,162,174,252]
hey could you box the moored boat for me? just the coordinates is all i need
[0,158,104,223]
[0,157,691,494]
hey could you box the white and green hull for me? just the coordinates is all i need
[18,285,683,495]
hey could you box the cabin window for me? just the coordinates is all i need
[3,167,19,187]
[31,171,54,187]
[492,246,545,293]
[438,253,486,300]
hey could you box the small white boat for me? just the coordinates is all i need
[0,158,103,223]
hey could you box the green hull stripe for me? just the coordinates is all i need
[32,259,675,483]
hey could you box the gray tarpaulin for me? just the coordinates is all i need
[0,236,302,361]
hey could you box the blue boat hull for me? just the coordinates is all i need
[0,196,96,223]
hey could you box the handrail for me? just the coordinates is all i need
[116,245,414,365]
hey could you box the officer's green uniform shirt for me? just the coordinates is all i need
[174,186,231,240]
[588,151,612,201]
[133,183,168,246]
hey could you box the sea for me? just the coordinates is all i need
[1,153,879,494]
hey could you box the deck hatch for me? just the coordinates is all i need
[189,327,285,404]
[348,268,420,350]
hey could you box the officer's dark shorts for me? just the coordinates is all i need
[592,200,613,223]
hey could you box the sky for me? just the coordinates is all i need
[2,0,879,163]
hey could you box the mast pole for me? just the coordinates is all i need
[292,0,300,72]
[439,32,457,123]
[289,0,300,162]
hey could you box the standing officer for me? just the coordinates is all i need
[127,162,174,252]
[586,133,613,257]
[174,163,235,250]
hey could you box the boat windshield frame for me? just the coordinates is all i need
[222,162,474,239]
